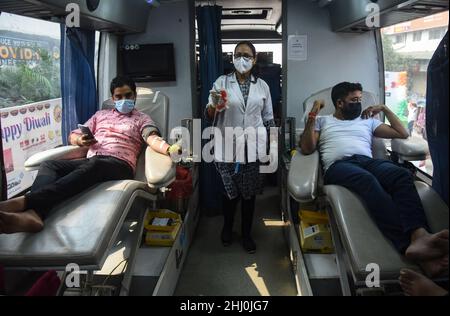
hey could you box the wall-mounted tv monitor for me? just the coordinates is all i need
[121,43,176,82]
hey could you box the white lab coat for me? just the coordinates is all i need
[207,73,274,163]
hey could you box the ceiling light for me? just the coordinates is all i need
[146,0,160,7]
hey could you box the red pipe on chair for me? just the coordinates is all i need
[25,270,61,296]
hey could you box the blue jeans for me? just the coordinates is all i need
[324,154,429,253]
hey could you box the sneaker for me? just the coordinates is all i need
[242,237,256,254]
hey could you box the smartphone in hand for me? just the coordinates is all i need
[78,124,95,139]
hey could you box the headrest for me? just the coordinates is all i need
[136,90,169,140]
[100,90,169,139]
[102,99,115,110]
[257,52,271,64]
[302,87,377,123]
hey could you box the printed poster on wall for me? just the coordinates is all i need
[288,35,307,61]
[1,98,63,198]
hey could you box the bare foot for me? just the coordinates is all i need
[0,210,44,234]
[399,269,448,296]
[406,229,449,261]
[0,196,27,213]
[419,255,449,278]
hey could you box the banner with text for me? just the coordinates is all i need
[0,35,60,67]
[1,98,63,197]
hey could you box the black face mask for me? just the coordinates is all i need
[341,102,362,120]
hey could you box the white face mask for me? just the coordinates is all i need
[233,57,253,74]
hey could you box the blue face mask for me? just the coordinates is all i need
[115,99,135,114]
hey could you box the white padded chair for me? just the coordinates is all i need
[288,87,449,295]
[0,91,176,283]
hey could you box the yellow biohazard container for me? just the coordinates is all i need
[298,210,334,253]
[145,221,182,246]
[144,209,182,246]
[144,209,182,232]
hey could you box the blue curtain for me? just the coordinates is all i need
[197,5,225,216]
[60,26,98,145]
[426,31,448,205]
[197,5,224,107]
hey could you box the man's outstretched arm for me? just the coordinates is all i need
[146,132,170,155]
[145,132,181,156]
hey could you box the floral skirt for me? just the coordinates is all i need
[215,161,264,200]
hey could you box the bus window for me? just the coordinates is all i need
[0,13,62,198]
[381,11,449,177]
[0,13,101,199]
[222,43,282,64]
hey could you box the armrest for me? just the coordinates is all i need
[372,137,389,160]
[24,146,89,171]
[391,138,429,162]
[145,147,176,189]
[414,181,449,233]
[288,150,320,202]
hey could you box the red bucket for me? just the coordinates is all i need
[167,166,193,200]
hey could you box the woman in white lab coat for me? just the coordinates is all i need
[205,41,275,254]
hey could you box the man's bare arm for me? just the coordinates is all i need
[146,132,170,155]
[362,105,409,139]
[300,100,323,155]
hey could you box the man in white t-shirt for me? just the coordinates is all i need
[300,82,448,279]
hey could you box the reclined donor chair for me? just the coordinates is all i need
[288,87,449,295]
[0,90,176,295]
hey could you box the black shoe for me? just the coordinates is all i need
[242,236,256,254]
[221,228,232,246]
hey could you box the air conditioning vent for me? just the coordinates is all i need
[0,0,151,34]
[329,0,449,33]
[222,8,272,20]
[231,10,253,14]
[219,0,282,38]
